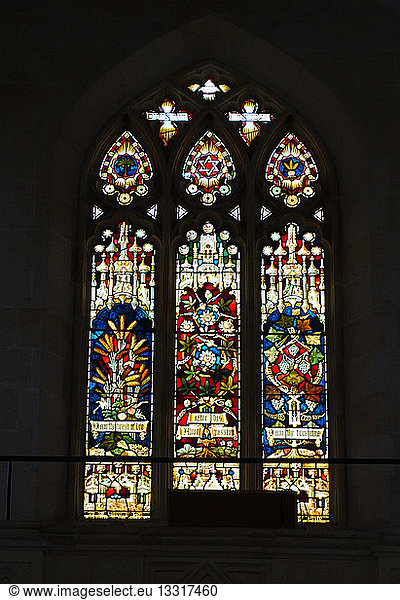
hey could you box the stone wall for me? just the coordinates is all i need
[0,0,399,582]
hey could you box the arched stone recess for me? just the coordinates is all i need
[36,15,375,528]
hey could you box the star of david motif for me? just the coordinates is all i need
[195,153,222,178]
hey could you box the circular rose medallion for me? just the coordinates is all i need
[114,154,139,177]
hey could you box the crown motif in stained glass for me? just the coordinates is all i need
[183,131,235,206]
[99,131,153,205]
[265,133,318,208]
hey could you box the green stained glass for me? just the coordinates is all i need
[84,222,155,519]
[174,223,241,490]
[261,223,329,523]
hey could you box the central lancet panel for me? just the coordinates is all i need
[173,223,241,490]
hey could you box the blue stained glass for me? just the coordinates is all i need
[84,221,155,520]
[261,224,329,523]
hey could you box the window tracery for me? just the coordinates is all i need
[83,66,333,524]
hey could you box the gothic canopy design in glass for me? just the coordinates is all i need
[83,65,333,524]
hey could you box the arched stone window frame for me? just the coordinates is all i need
[41,17,373,527]
[75,59,339,524]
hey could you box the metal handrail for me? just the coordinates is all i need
[2,455,398,521]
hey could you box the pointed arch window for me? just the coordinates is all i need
[82,66,335,524]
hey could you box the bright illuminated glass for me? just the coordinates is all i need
[261,206,272,220]
[261,223,329,523]
[174,223,241,490]
[229,205,240,220]
[177,205,188,219]
[92,205,104,220]
[266,133,318,208]
[146,100,191,145]
[84,222,155,519]
[227,99,273,145]
[99,131,153,205]
[188,79,230,101]
[147,204,157,219]
[183,131,235,206]
[314,207,324,223]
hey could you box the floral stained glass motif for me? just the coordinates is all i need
[188,79,230,101]
[84,222,155,519]
[266,133,318,208]
[99,131,153,206]
[261,224,329,523]
[227,100,273,145]
[183,131,235,206]
[174,223,241,491]
[146,100,192,145]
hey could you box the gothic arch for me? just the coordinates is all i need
[36,15,375,527]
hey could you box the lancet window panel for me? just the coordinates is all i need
[84,221,155,520]
[261,223,329,523]
[173,223,241,491]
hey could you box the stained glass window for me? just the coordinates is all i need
[173,223,241,491]
[266,133,318,208]
[183,131,235,205]
[92,205,104,220]
[261,224,329,523]
[147,204,158,219]
[188,79,230,101]
[177,205,188,219]
[99,131,153,205]
[84,222,155,519]
[314,208,324,223]
[227,100,273,145]
[229,205,240,221]
[84,67,334,526]
[145,100,191,145]
[261,206,272,220]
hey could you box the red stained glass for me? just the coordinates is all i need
[174,223,241,490]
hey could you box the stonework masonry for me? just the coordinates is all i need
[1,0,400,583]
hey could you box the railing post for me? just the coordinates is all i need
[6,460,12,521]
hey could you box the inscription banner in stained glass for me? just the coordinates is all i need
[261,223,329,523]
[174,223,240,490]
[84,222,155,519]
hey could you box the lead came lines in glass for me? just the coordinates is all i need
[84,222,155,519]
[261,224,329,523]
[173,223,241,491]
